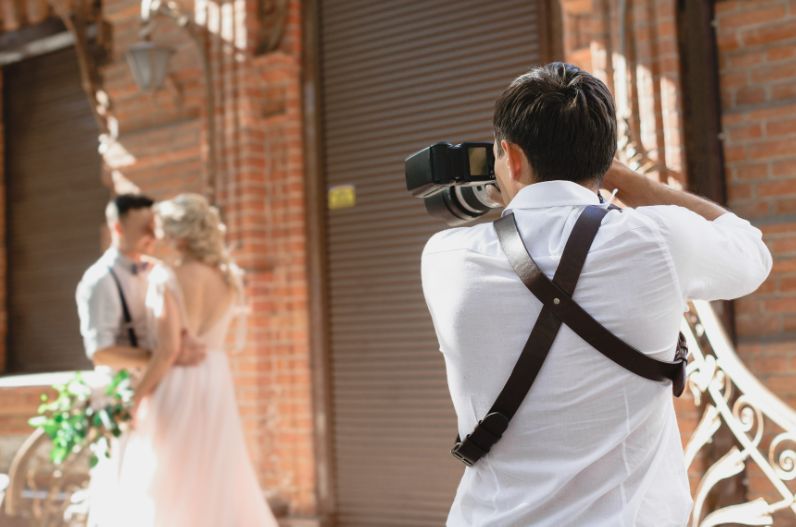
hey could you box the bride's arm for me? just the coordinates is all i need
[133,289,182,407]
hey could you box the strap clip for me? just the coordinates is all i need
[672,332,689,397]
[450,412,509,466]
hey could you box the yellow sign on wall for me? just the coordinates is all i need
[328,184,357,210]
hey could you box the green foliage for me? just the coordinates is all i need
[29,370,134,467]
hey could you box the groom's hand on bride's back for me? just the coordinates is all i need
[174,329,207,366]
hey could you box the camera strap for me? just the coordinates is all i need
[450,205,687,467]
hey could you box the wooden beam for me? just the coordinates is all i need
[676,0,727,205]
[676,0,736,342]
[0,16,63,51]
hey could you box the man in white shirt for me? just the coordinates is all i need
[76,194,204,370]
[421,62,772,526]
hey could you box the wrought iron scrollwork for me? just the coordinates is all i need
[3,428,90,526]
[684,300,796,526]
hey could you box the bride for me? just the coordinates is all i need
[109,193,277,526]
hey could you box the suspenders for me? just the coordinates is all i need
[108,267,139,348]
[450,205,688,467]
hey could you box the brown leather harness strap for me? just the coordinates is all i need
[451,205,687,467]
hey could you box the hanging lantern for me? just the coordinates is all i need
[125,41,174,92]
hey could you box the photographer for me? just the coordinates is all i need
[420,62,772,526]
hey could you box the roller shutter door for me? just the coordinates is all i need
[4,46,106,373]
[319,1,546,524]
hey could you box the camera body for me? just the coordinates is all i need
[405,142,501,226]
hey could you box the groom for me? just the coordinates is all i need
[76,193,205,369]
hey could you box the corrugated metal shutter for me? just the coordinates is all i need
[4,46,106,373]
[319,1,545,525]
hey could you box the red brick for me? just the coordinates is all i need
[746,139,796,161]
[718,4,788,31]
[728,182,754,201]
[751,61,796,85]
[728,123,765,142]
[758,180,796,198]
[769,236,796,257]
[736,313,782,336]
[736,85,767,107]
[772,83,796,102]
[749,353,796,372]
[773,196,796,215]
[764,297,796,313]
[767,117,796,136]
[772,158,796,177]
[731,162,769,181]
[743,20,796,48]
[780,274,796,291]
[767,45,796,62]
[725,48,770,70]
[724,144,746,162]
[715,2,740,16]
[719,69,748,90]
[736,296,764,315]
[773,257,796,275]
[738,101,796,121]
[717,30,743,52]
[760,374,796,394]
[763,222,796,235]
[783,314,796,334]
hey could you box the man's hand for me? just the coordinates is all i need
[174,329,206,366]
[602,160,651,204]
[603,160,727,221]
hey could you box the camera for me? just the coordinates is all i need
[405,142,502,226]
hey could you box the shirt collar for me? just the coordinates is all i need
[503,180,602,215]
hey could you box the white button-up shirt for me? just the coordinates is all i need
[75,248,151,359]
[421,181,772,527]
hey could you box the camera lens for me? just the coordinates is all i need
[423,184,501,226]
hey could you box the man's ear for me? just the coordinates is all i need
[110,220,123,237]
[503,141,526,183]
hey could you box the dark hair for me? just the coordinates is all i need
[105,194,155,224]
[493,62,617,184]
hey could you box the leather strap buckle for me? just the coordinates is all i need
[450,438,482,467]
[672,359,687,397]
[672,332,689,397]
[450,412,510,466]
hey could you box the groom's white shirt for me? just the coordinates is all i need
[75,248,151,359]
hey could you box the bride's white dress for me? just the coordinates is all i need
[89,265,277,527]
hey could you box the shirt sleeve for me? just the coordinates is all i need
[75,274,121,359]
[637,205,773,302]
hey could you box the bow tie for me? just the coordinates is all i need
[130,261,150,275]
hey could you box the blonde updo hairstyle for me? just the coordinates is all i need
[155,193,243,294]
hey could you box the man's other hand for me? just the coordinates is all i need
[174,330,206,366]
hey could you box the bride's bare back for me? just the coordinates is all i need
[174,261,236,338]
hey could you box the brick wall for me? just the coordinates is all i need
[0,0,318,522]
[716,0,796,521]
[98,0,317,518]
